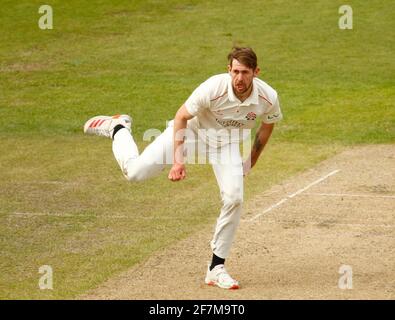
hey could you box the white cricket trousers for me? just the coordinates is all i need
[112,123,243,259]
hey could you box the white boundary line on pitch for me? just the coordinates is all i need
[11,212,128,218]
[9,212,195,220]
[261,219,394,229]
[246,169,341,222]
[300,192,395,199]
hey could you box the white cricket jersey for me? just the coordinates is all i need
[184,73,283,148]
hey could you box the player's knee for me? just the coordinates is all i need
[123,161,165,182]
[124,169,145,182]
[223,190,243,207]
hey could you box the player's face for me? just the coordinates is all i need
[228,59,259,96]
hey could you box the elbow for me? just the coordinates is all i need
[175,111,187,122]
[175,105,194,122]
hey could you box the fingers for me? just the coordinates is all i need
[168,170,178,181]
[168,167,186,181]
[169,172,185,181]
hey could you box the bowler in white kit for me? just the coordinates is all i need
[84,47,283,289]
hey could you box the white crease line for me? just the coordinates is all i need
[247,169,340,222]
[12,212,112,218]
[300,192,395,199]
[10,212,193,220]
[257,198,289,216]
[261,219,394,229]
[288,170,341,198]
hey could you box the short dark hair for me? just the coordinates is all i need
[227,47,258,70]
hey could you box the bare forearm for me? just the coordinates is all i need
[172,104,194,165]
[250,123,274,168]
[173,116,188,164]
[168,105,193,181]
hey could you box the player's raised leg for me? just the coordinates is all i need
[84,114,175,182]
[113,124,175,181]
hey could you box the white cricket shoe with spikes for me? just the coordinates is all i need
[205,264,240,289]
[83,114,132,139]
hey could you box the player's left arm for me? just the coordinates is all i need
[243,122,274,175]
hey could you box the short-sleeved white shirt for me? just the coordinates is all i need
[184,73,282,148]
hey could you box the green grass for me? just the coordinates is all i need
[0,0,394,299]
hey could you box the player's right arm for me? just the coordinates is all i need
[168,104,194,182]
[169,76,215,181]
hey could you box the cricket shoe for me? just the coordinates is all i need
[205,264,239,289]
[83,114,132,139]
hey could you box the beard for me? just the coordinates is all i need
[234,80,252,94]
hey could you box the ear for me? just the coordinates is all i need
[254,67,260,77]
[227,64,232,73]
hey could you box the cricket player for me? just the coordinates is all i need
[83,47,282,289]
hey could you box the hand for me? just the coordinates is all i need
[168,163,186,181]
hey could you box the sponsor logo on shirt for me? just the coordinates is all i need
[245,112,257,121]
[215,118,244,128]
[267,113,280,120]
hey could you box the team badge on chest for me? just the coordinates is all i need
[245,112,257,120]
